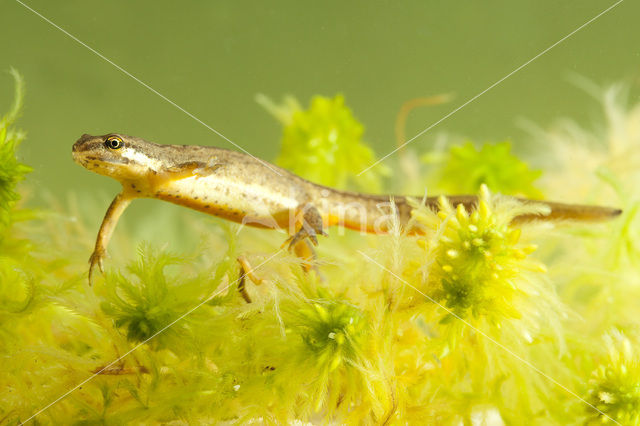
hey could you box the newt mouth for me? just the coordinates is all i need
[71,151,88,167]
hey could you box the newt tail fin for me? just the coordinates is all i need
[426,195,622,224]
[512,200,622,224]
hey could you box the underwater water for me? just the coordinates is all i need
[1,0,640,424]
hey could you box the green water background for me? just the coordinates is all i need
[1,0,639,239]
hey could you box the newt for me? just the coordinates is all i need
[72,133,622,285]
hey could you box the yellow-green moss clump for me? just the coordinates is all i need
[586,330,640,425]
[412,185,547,324]
[425,141,543,197]
[2,75,639,425]
[0,69,31,234]
[258,93,389,192]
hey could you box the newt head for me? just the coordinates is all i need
[72,133,164,182]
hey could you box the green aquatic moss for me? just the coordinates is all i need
[3,75,640,425]
[294,300,367,372]
[258,94,389,192]
[425,141,543,197]
[411,186,547,323]
[586,330,640,425]
[0,70,38,351]
[0,69,31,235]
[100,245,222,347]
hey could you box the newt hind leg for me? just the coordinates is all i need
[239,204,327,303]
[237,255,264,303]
[238,239,322,303]
[239,205,327,303]
[284,203,326,277]
[293,239,318,273]
[283,203,327,250]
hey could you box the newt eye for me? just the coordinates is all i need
[105,136,123,150]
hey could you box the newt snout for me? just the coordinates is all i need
[73,133,103,153]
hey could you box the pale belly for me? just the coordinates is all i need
[152,175,300,228]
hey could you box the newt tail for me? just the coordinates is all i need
[314,187,621,233]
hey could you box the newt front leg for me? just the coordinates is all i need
[88,192,133,285]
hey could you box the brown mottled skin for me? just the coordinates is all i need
[72,133,622,284]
